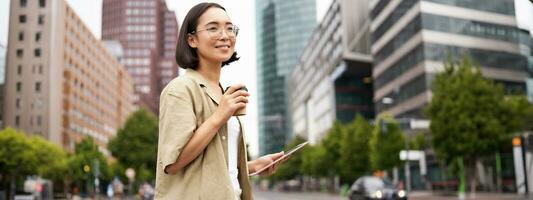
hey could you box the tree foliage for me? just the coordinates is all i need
[108,109,158,183]
[0,128,68,198]
[339,116,373,183]
[370,116,405,171]
[425,57,509,163]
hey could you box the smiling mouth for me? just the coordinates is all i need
[215,45,231,48]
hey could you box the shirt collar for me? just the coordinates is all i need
[184,68,221,105]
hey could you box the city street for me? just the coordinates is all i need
[253,190,532,200]
[253,190,345,200]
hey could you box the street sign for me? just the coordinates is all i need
[399,150,424,160]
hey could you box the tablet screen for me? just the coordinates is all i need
[249,141,308,176]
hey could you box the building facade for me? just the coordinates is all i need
[102,0,179,114]
[256,0,316,155]
[0,44,5,128]
[371,0,531,118]
[4,0,135,154]
[289,0,374,144]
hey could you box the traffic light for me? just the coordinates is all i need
[83,164,91,173]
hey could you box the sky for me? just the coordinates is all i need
[0,0,332,158]
[0,0,530,157]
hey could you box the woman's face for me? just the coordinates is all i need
[188,7,236,65]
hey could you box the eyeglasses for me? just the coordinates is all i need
[191,25,239,39]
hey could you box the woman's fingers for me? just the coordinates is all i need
[225,84,245,95]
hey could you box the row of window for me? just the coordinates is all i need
[13,115,43,127]
[126,33,156,41]
[375,74,429,113]
[16,65,44,76]
[19,15,45,25]
[15,82,42,93]
[20,0,46,8]
[126,1,156,7]
[125,8,156,16]
[374,42,528,90]
[18,31,42,42]
[16,48,42,58]
[371,0,392,20]
[422,0,515,15]
[126,25,156,32]
[126,17,156,24]
[372,0,418,43]
[374,13,521,66]
[372,0,516,43]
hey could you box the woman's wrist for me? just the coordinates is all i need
[209,111,226,129]
[247,160,257,174]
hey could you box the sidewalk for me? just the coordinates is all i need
[409,191,533,200]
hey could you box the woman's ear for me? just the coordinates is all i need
[187,34,198,48]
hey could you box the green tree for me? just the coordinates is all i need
[0,128,37,199]
[108,109,158,183]
[500,95,533,133]
[0,128,68,199]
[425,57,513,195]
[67,138,112,194]
[300,144,328,178]
[370,116,405,171]
[269,135,307,181]
[28,135,68,181]
[319,121,344,177]
[339,115,373,183]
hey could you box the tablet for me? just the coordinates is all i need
[249,141,309,176]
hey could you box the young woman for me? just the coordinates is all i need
[155,3,285,200]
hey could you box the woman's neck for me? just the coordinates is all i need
[196,58,222,87]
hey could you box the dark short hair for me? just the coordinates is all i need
[176,3,240,69]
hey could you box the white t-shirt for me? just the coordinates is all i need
[227,116,242,196]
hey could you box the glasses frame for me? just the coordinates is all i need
[191,24,240,39]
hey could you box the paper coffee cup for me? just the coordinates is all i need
[225,86,248,116]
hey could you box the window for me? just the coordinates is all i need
[17,65,22,75]
[37,116,42,126]
[20,0,27,7]
[39,0,46,8]
[38,65,43,74]
[35,48,41,57]
[16,98,21,109]
[35,32,41,41]
[16,82,22,92]
[18,32,24,41]
[15,116,20,127]
[38,15,44,25]
[16,49,23,58]
[19,15,26,23]
[35,82,41,92]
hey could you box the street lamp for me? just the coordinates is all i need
[125,168,136,196]
[381,96,411,193]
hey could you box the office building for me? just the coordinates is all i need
[102,0,180,114]
[256,0,316,154]
[371,0,530,118]
[4,0,135,154]
[289,0,374,144]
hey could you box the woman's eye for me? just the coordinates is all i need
[207,27,219,32]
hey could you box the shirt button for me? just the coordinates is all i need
[222,136,226,140]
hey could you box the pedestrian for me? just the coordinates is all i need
[155,3,287,200]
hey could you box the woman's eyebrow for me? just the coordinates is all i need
[204,21,234,26]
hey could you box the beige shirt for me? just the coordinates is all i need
[155,69,253,200]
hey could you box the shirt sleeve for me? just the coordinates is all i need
[157,87,197,173]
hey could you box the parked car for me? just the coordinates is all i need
[348,176,407,200]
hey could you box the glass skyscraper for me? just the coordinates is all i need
[256,0,316,155]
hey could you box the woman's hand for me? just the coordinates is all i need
[213,84,249,124]
[248,152,288,176]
